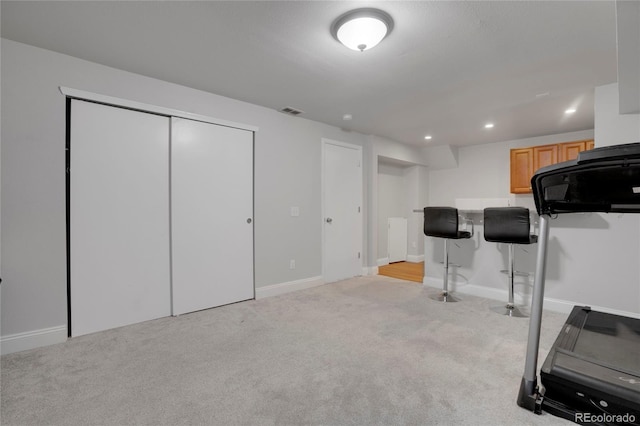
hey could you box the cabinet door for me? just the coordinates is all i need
[70,100,171,336]
[510,148,534,193]
[533,144,558,171]
[560,140,587,162]
[171,118,254,315]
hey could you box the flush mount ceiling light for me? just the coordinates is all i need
[331,8,394,52]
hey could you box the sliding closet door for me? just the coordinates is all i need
[70,100,171,336]
[171,118,254,315]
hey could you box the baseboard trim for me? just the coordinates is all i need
[423,277,534,307]
[255,276,324,299]
[1,325,67,355]
[363,266,378,276]
[541,297,640,319]
[377,257,390,266]
[422,277,640,318]
[4,279,635,356]
[422,276,443,289]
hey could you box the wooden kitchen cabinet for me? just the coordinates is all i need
[510,139,594,194]
[510,144,557,193]
[534,144,558,169]
[560,139,594,162]
[510,148,534,193]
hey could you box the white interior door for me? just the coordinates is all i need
[171,118,254,315]
[388,217,408,263]
[322,140,363,283]
[70,100,171,336]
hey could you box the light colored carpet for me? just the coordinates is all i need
[1,276,572,425]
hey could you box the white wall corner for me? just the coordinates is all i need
[406,254,425,263]
[1,325,67,355]
[255,276,324,299]
[422,144,458,170]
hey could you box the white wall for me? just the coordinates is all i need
[425,129,640,317]
[377,163,406,263]
[594,81,640,316]
[5,38,637,354]
[428,129,594,207]
[594,82,640,147]
[2,39,405,351]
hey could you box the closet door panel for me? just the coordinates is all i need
[171,118,254,315]
[70,100,171,336]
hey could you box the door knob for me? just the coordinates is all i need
[326,217,333,223]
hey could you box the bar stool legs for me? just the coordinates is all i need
[491,244,528,317]
[483,207,536,318]
[429,239,460,302]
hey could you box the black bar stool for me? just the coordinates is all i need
[423,207,474,302]
[483,207,537,317]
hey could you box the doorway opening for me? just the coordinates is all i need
[376,156,428,284]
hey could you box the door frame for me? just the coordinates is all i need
[321,138,364,282]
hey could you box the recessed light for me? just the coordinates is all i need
[424,135,432,140]
[484,123,494,129]
[343,114,353,121]
[565,108,576,114]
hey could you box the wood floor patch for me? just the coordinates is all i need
[378,261,423,283]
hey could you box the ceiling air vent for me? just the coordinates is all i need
[280,106,304,116]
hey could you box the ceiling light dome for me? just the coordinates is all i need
[331,8,394,52]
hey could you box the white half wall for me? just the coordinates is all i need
[423,212,640,315]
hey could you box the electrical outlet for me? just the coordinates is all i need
[290,259,296,269]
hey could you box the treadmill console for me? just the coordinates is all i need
[531,142,640,215]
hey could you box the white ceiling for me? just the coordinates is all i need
[1,1,623,147]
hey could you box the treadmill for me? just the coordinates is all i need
[517,142,640,425]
